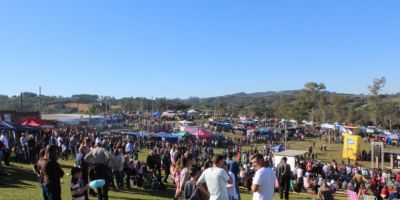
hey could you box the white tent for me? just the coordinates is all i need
[187,109,198,114]
[274,150,308,171]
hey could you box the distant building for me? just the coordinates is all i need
[0,110,40,123]
[47,102,90,112]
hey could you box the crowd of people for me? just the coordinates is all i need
[1,117,400,200]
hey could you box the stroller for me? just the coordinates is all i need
[142,167,161,190]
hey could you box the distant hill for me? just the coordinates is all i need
[1,89,400,129]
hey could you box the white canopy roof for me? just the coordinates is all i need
[275,150,308,157]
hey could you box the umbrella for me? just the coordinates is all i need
[177,131,191,137]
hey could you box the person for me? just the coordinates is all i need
[226,152,240,200]
[41,144,65,200]
[276,157,291,200]
[352,170,365,193]
[365,183,383,200]
[174,160,182,200]
[317,182,334,200]
[71,167,89,200]
[20,133,29,162]
[196,154,232,200]
[162,149,171,183]
[0,139,4,166]
[76,138,94,199]
[250,154,276,200]
[84,141,111,200]
[112,148,124,189]
[69,135,78,158]
[180,154,195,195]
[225,162,239,200]
[184,166,202,200]
[32,148,48,200]
[146,149,165,189]
[0,132,10,166]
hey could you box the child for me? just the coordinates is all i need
[71,167,89,200]
[184,166,202,200]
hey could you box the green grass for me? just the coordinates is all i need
[1,135,390,200]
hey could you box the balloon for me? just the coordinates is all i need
[89,179,105,189]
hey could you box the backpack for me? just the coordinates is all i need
[278,164,292,181]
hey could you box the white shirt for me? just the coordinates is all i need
[296,167,303,178]
[170,149,177,165]
[20,136,28,146]
[252,167,276,200]
[227,171,238,199]
[125,143,133,154]
[197,167,230,200]
[57,136,63,147]
[0,135,9,149]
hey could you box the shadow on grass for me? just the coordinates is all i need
[102,182,178,200]
[0,164,37,188]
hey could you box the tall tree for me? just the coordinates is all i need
[303,82,326,122]
[368,77,386,125]
[331,93,346,122]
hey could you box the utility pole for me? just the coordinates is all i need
[38,86,42,113]
[151,96,154,113]
[105,97,108,115]
[20,92,23,112]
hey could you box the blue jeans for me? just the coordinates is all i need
[39,182,49,200]
[93,164,110,200]
[71,146,77,157]
[114,170,124,188]
[22,145,29,161]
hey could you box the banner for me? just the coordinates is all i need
[342,133,361,160]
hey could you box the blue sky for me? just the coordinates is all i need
[0,1,399,99]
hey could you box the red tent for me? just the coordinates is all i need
[184,127,213,139]
[19,117,54,129]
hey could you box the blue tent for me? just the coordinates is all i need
[1,121,34,131]
[153,112,161,116]
[154,132,178,139]
[272,145,285,152]
[0,122,13,130]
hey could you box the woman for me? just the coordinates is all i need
[33,149,48,200]
[180,154,194,194]
[41,145,64,200]
[112,148,125,189]
[174,160,182,200]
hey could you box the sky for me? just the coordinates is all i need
[0,0,399,99]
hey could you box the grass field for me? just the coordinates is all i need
[0,135,395,200]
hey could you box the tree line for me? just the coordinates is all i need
[0,77,399,129]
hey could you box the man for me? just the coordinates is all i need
[226,152,240,200]
[0,132,10,166]
[146,149,165,188]
[197,154,232,200]
[251,154,276,200]
[84,141,111,200]
[69,135,78,158]
[276,157,291,200]
[125,140,134,157]
[20,133,29,162]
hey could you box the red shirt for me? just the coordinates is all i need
[306,162,313,172]
[381,187,389,196]
[396,172,400,182]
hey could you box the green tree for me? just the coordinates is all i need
[303,82,326,122]
[368,77,386,125]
